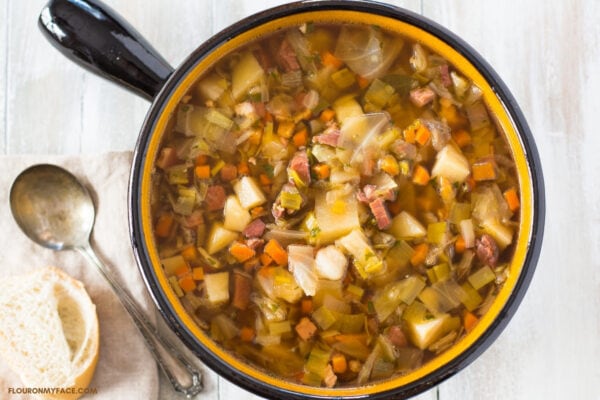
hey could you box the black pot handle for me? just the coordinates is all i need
[39,0,174,100]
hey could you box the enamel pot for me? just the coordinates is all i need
[39,0,545,398]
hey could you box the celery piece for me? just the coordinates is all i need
[388,211,427,240]
[418,282,463,315]
[373,276,426,322]
[449,202,472,225]
[331,68,356,89]
[357,343,381,384]
[302,372,323,386]
[168,276,184,297]
[305,346,332,379]
[461,282,483,312]
[272,268,303,303]
[381,74,418,96]
[377,334,398,362]
[210,159,225,177]
[204,272,230,304]
[385,240,415,272]
[336,229,383,279]
[323,294,351,314]
[468,266,496,290]
[205,108,234,130]
[280,191,303,211]
[313,279,343,307]
[255,334,281,347]
[371,359,395,380]
[333,312,365,334]
[231,51,265,100]
[432,263,450,282]
[268,320,292,336]
[333,339,370,361]
[312,306,337,330]
[346,284,365,300]
[364,79,396,109]
[427,221,448,245]
[197,246,221,269]
[167,164,189,185]
[173,194,196,216]
[252,295,287,322]
[212,314,239,340]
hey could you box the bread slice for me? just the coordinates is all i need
[0,267,99,400]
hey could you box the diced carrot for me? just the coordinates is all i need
[259,173,272,186]
[319,108,335,123]
[452,129,472,148]
[321,50,344,69]
[410,243,429,266]
[240,326,255,342]
[503,187,520,212]
[237,161,250,176]
[181,245,199,263]
[192,267,204,281]
[243,257,260,273]
[174,263,191,278]
[463,311,479,333]
[260,252,273,267]
[403,121,420,144]
[415,124,431,146]
[455,235,466,254]
[257,266,276,278]
[251,206,265,219]
[301,298,313,315]
[356,75,370,89]
[292,128,308,147]
[331,353,347,374]
[264,239,288,266]
[380,155,400,176]
[472,160,497,181]
[195,154,208,165]
[466,175,476,191]
[412,164,431,186]
[195,165,210,179]
[178,275,196,293]
[155,213,174,238]
[312,163,330,180]
[229,242,256,263]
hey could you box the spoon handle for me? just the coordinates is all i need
[77,243,203,398]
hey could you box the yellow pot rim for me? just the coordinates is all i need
[129,2,544,399]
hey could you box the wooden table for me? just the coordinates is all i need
[2,1,597,399]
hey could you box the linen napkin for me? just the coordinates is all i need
[0,152,159,400]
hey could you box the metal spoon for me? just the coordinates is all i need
[9,164,203,398]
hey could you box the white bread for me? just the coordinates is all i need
[0,267,99,400]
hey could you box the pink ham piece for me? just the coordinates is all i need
[409,87,436,107]
[243,218,266,238]
[155,147,179,170]
[369,197,392,230]
[276,39,300,72]
[288,151,311,186]
[181,209,204,229]
[387,325,408,347]
[439,64,452,87]
[204,185,226,211]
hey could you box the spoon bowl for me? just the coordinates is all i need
[10,164,94,251]
[9,163,203,398]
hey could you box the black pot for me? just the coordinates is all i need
[39,1,545,399]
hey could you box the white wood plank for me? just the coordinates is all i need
[0,0,7,154]
[6,0,85,154]
[423,1,600,399]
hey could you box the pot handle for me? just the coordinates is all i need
[38,0,174,100]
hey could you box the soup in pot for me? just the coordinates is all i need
[151,22,520,387]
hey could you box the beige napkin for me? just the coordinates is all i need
[0,152,159,400]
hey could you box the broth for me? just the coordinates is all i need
[150,22,520,387]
